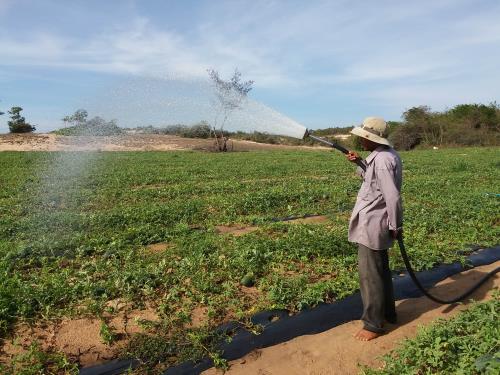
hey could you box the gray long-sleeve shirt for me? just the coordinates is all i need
[348,146,403,250]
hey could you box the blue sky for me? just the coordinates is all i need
[0,0,499,132]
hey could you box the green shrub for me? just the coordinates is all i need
[389,124,422,150]
[126,334,178,366]
[0,270,18,335]
[8,107,36,133]
[55,109,123,136]
[0,341,78,375]
[180,121,211,138]
[389,103,500,150]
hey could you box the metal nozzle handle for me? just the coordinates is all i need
[306,132,366,171]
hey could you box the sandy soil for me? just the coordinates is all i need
[0,133,326,152]
[0,259,497,372]
[215,215,330,236]
[0,302,159,367]
[203,260,499,375]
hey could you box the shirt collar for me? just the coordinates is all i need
[365,146,387,165]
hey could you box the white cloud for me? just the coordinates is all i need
[0,33,69,61]
[0,0,498,123]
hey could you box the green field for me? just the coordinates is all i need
[363,294,499,375]
[0,147,499,373]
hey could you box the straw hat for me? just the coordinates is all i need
[350,117,392,146]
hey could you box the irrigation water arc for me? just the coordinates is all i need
[307,132,500,304]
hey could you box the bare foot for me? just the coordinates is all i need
[354,328,382,341]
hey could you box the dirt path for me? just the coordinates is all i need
[203,260,499,375]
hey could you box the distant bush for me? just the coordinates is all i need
[231,131,284,144]
[389,123,422,150]
[228,131,319,146]
[131,121,212,139]
[8,107,36,133]
[388,103,500,150]
[116,101,500,150]
[448,103,498,130]
[340,134,362,151]
[55,109,123,136]
[312,126,354,136]
[316,104,499,150]
[180,121,211,138]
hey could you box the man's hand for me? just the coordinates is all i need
[390,229,402,239]
[346,151,361,163]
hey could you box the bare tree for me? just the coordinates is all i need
[207,69,253,151]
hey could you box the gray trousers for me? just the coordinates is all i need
[358,244,397,333]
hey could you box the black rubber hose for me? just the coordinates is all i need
[396,234,500,304]
[307,134,500,304]
[307,134,367,171]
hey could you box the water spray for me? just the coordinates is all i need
[300,128,499,304]
[79,72,498,301]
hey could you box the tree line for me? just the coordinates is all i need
[2,102,499,150]
[387,103,500,150]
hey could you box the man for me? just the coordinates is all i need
[346,117,403,341]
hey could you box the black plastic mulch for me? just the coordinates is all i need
[79,246,500,375]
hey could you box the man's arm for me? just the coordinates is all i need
[376,161,403,237]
